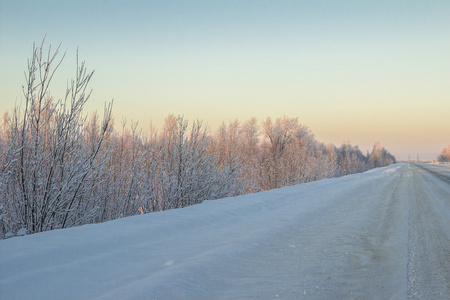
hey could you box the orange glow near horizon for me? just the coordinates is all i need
[1,1,449,160]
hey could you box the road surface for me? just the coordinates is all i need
[1,162,449,299]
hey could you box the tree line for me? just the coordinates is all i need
[0,41,396,238]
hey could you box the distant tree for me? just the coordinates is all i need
[369,142,396,168]
[336,142,369,176]
[437,144,450,163]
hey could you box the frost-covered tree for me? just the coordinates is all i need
[92,119,148,221]
[336,142,369,176]
[213,120,248,195]
[259,117,337,190]
[238,118,261,192]
[437,144,450,163]
[0,39,113,237]
[260,116,295,189]
[369,142,396,168]
[0,113,16,192]
[144,115,244,211]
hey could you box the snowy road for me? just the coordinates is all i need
[1,163,449,299]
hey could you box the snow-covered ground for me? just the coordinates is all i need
[1,163,449,299]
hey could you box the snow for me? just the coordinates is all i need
[1,163,449,299]
[15,228,27,236]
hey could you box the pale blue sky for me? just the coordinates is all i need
[1,0,449,159]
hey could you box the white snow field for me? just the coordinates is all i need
[1,163,449,299]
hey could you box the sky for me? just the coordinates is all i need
[1,0,449,160]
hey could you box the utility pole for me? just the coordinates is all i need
[417,153,419,162]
